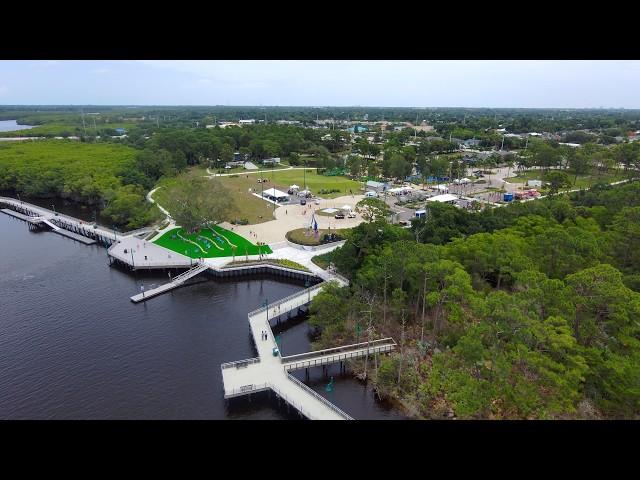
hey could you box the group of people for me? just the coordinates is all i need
[261,330,268,341]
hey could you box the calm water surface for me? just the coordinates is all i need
[0,120,35,132]
[0,212,405,419]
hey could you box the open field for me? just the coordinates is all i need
[154,169,276,225]
[237,168,362,199]
[153,225,272,259]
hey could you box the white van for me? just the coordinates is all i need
[365,191,378,198]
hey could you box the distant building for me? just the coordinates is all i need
[225,161,245,168]
[366,180,387,192]
[234,152,248,162]
[239,119,256,125]
[114,128,126,135]
[262,157,281,165]
[464,139,482,147]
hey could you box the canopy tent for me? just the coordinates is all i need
[426,193,458,203]
[432,184,449,191]
[341,205,353,211]
[289,184,300,190]
[298,189,312,197]
[262,187,290,201]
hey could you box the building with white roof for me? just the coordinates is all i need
[426,194,458,204]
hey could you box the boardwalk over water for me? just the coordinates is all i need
[221,279,396,420]
[0,197,149,246]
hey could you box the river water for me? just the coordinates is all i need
[0,212,406,419]
[0,120,35,132]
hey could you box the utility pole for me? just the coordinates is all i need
[81,108,87,136]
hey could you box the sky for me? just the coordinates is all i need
[0,60,639,108]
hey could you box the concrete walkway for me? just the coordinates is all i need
[219,193,366,244]
[221,280,358,420]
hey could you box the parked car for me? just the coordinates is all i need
[347,212,356,218]
[334,213,345,219]
[300,199,306,205]
[314,199,320,205]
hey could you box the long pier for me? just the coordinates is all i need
[0,197,128,247]
[221,279,396,420]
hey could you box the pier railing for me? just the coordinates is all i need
[282,338,396,366]
[221,357,261,370]
[171,262,208,283]
[224,382,269,397]
[247,282,326,317]
[285,373,354,420]
[268,381,310,419]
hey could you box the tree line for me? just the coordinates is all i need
[310,181,640,419]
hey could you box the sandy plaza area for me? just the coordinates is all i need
[218,193,366,245]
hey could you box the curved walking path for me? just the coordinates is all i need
[147,187,172,219]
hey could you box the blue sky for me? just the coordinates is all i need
[0,60,639,108]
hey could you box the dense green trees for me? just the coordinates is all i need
[312,180,640,419]
[163,174,232,234]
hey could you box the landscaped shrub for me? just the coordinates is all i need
[318,188,341,195]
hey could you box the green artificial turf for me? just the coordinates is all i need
[153,225,273,258]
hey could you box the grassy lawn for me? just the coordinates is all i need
[286,227,349,246]
[154,225,272,259]
[153,167,362,228]
[246,168,362,199]
[154,169,276,225]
